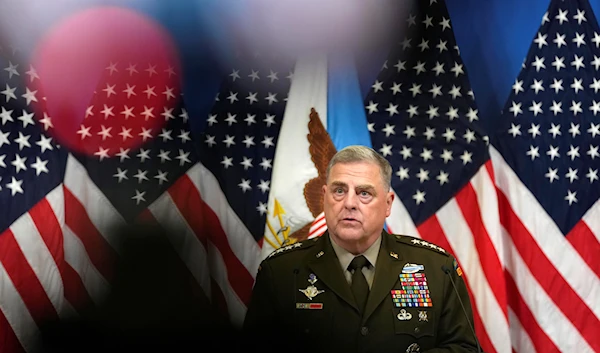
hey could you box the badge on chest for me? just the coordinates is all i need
[390,263,432,308]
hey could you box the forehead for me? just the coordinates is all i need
[328,161,382,184]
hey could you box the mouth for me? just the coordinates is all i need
[341,217,360,223]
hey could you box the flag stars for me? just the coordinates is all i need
[157,149,171,163]
[242,135,255,148]
[248,70,260,81]
[382,124,395,137]
[259,158,272,170]
[423,127,436,140]
[264,114,276,127]
[448,147,463,163]
[246,92,258,104]
[529,101,543,116]
[227,91,238,104]
[6,177,23,196]
[588,123,600,137]
[528,123,541,138]
[132,190,146,205]
[571,78,584,94]
[379,144,393,157]
[460,151,473,165]
[390,82,402,95]
[413,62,426,75]
[143,85,157,98]
[554,33,567,48]
[386,103,399,116]
[413,190,426,205]
[102,83,116,97]
[113,168,128,183]
[396,166,410,180]
[546,168,559,183]
[568,123,581,138]
[571,55,585,70]
[223,135,235,147]
[409,84,422,97]
[265,93,278,105]
[134,170,149,183]
[416,168,429,183]
[261,136,275,148]
[530,79,544,94]
[100,105,115,119]
[366,101,378,114]
[556,9,569,24]
[565,190,577,205]
[137,149,151,162]
[372,80,384,92]
[221,156,233,169]
[526,146,540,160]
[406,105,419,118]
[593,32,600,48]
[442,128,456,142]
[567,145,580,160]
[440,17,451,31]
[423,15,434,28]
[570,101,582,116]
[466,108,478,122]
[36,135,53,153]
[154,170,169,185]
[11,154,27,173]
[403,126,417,139]
[550,100,562,115]
[586,169,599,183]
[394,60,407,72]
[574,9,587,24]
[257,180,270,193]
[240,156,253,170]
[14,132,31,150]
[464,129,477,143]
[547,145,560,160]
[433,62,445,76]
[1,84,16,102]
[573,32,586,47]
[229,69,240,81]
[565,168,578,183]
[550,78,563,93]
[450,62,464,77]
[425,105,439,119]
[418,38,430,51]
[429,84,443,98]
[4,62,19,78]
[257,202,268,216]
[534,32,547,48]
[225,113,237,126]
[589,145,600,160]
[238,179,252,192]
[399,146,412,160]
[437,171,449,185]
[94,147,110,161]
[552,56,566,71]
[420,148,434,162]
[436,39,448,52]
[590,79,600,93]
[512,79,524,94]
[532,56,545,72]
[77,125,92,140]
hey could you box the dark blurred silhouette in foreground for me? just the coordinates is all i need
[39,224,248,353]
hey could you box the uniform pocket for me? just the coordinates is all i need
[392,308,435,338]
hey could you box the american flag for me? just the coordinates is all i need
[0,43,241,350]
[196,50,294,321]
[492,0,600,351]
[364,1,510,353]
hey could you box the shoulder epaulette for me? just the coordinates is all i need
[394,234,449,256]
[266,237,319,259]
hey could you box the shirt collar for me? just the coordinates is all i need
[330,234,382,271]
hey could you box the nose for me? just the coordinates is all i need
[343,191,358,209]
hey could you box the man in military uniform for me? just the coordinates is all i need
[243,145,480,353]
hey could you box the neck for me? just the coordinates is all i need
[330,233,380,255]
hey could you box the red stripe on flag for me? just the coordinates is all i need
[0,308,25,353]
[168,175,254,305]
[0,229,58,324]
[27,198,92,313]
[505,272,560,353]
[64,186,118,282]
[484,160,495,184]
[566,220,600,278]
[455,182,508,320]
[497,191,600,351]
[417,216,496,353]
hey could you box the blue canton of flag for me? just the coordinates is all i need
[494,0,600,234]
[199,52,294,240]
[365,0,488,225]
[0,48,67,233]
[70,66,197,222]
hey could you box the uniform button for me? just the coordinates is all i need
[361,326,369,336]
[414,327,420,334]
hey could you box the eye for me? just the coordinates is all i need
[360,191,370,197]
[335,187,344,194]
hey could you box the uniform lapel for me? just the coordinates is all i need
[362,231,404,324]
[307,233,358,312]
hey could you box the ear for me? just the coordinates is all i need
[385,191,394,217]
[322,184,327,196]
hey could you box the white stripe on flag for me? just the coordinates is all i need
[0,262,40,353]
[503,233,592,352]
[188,163,261,277]
[386,190,419,237]
[582,198,600,244]
[64,154,126,253]
[10,210,64,318]
[491,147,600,318]
[148,192,212,300]
[508,308,536,353]
[63,225,110,305]
[437,198,511,353]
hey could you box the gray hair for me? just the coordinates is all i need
[326,145,392,191]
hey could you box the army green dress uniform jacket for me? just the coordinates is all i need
[243,231,480,353]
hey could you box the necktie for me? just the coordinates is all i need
[348,255,370,314]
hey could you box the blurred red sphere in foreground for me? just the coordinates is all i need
[30,6,181,157]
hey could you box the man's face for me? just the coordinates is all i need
[322,161,394,253]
